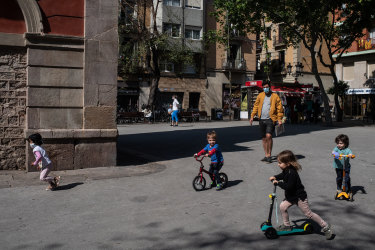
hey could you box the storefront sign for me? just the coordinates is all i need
[245,80,262,87]
[346,88,375,95]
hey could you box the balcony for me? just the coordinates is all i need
[222,59,246,71]
[273,36,286,49]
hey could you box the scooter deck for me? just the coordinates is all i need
[261,225,307,235]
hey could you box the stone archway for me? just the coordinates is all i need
[16,0,43,33]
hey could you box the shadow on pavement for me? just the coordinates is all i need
[53,182,84,191]
[352,185,367,196]
[226,179,243,189]
[117,124,339,166]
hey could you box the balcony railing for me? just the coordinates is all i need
[222,59,246,71]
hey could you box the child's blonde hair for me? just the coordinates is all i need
[207,130,217,140]
[277,150,301,171]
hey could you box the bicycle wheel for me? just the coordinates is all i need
[192,176,206,191]
[219,173,228,188]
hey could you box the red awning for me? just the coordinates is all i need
[271,86,306,97]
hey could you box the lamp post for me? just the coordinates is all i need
[287,62,304,78]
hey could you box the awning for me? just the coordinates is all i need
[271,86,306,97]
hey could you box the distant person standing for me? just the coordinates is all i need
[171,95,179,127]
[249,81,284,163]
[167,104,173,126]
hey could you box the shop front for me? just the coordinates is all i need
[241,80,309,121]
[344,88,375,119]
[222,83,242,120]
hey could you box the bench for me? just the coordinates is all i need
[117,112,145,124]
[180,111,210,122]
[180,111,197,122]
[198,111,210,121]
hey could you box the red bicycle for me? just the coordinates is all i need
[192,156,228,191]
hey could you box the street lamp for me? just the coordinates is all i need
[286,62,304,77]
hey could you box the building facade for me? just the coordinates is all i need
[0,0,118,171]
[335,28,375,119]
[118,0,257,119]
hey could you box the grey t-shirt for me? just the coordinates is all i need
[260,95,271,119]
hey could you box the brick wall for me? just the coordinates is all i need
[0,47,27,170]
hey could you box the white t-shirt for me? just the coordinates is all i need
[33,145,52,168]
[172,99,179,111]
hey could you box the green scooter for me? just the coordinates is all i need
[260,182,313,239]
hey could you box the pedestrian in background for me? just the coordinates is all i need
[249,81,284,163]
[28,133,60,191]
[171,95,179,127]
[167,104,173,126]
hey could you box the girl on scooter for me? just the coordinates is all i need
[269,150,333,240]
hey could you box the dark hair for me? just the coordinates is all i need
[262,80,271,87]
[207,130,217,140]
[28,133,43,145]
[277,150,302,171]
[335,134,349,148]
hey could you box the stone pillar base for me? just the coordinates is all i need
[25,129,117,172]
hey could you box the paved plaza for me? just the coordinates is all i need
[1,121,375,249]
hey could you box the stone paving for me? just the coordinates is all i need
[0,121,374,249]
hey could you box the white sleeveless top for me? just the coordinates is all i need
[33,146,52,168]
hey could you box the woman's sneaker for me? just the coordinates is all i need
[322,223,333,240]
[277,225,292,231]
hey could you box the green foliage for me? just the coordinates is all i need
[327,80,349,97]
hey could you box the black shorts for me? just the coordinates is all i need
[259,119,275,137]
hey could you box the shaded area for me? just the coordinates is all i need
[117,124,338,166]
[226,180,243,189]
[53,182,83,191]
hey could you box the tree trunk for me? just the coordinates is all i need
[310,48,332,125]
[147,46,160,107]
[329,66,344,122]
[148,76,160,107]
[334,93,343,122]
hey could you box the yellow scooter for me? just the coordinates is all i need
[332,152,355,202]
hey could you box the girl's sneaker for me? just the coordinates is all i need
[277,225,292,231]
[54,176,61,187]
[322,223,333,240]
[216,183,223,190]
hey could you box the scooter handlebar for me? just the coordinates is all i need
[332,152,356,160]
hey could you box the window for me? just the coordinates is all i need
[185,0,201,9]
[279,51,285,68]
[164,0,180,7]
[160,62,174,72]
[184,64,196,74]
[163,23,181,37]
[266,27,271,39]
[185,27,201,40]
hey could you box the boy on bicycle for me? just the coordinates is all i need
[194,131,224,190]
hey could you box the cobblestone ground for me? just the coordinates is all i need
[1,121,374,249]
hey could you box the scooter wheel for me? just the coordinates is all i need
[334,192,338,200]
[260,222,268,229]
[302,222,313,234]
[349,192,354,202]
[265,227,278,239]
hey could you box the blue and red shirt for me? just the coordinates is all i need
[197,144,224,163]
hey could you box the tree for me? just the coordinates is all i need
[212,0,375,124]
[327,80,349,118]
[118,0,194,107]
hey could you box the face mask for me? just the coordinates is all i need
[30,143,36,149]
[263,87,270,93]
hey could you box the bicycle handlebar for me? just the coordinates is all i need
[194,155,205,162]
